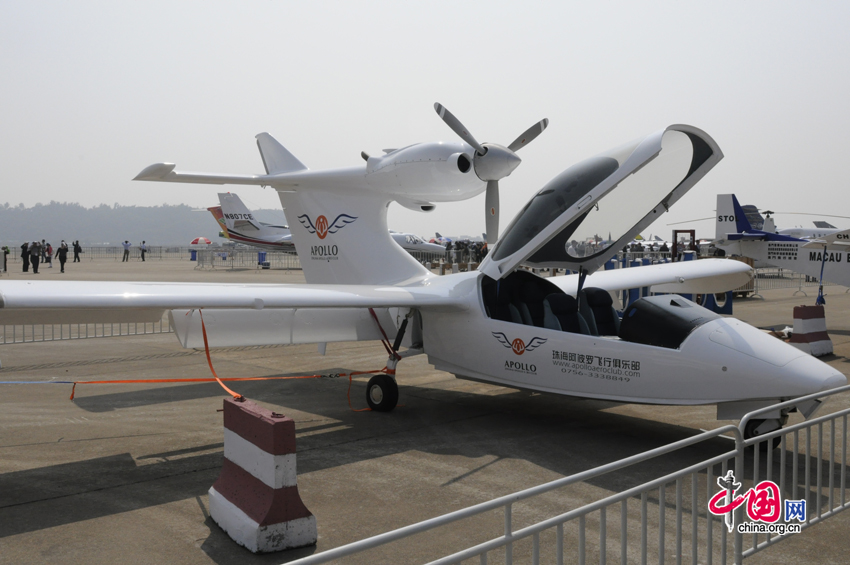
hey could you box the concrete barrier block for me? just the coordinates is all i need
[789,305,833,357]
[209,397,316,553]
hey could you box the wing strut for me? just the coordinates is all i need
[576,266,590,308]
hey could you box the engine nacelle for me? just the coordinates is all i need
[365,141,483,202]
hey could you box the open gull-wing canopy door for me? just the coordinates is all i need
[479,125,723,279]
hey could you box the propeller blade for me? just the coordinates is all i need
[485,180,499,244]
[767,212,850,220]
[434,103,485,155]
[507,118,549,152]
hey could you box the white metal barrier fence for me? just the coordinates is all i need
[194,249,302,270]
[0,316,173,345]
[751,267,839,296]
[287,385,850,565]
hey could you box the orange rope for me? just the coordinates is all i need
[199,309,244,400]
[66,309,395,412]
[68,373,328,400]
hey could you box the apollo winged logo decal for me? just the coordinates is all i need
[298,213,358,240]
[492,332,547,356]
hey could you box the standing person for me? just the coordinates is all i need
[41,239,47,263]
[140,240,147,262]
[122,240,131,262]
[21,242,30,272]
[55,240,69,273]
[29,241,41,274]
[45,242,53,268]
[73,240,82,262]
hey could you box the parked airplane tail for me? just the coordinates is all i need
[219,193,263,231]
[255,133,308,174]
[207,205,231,239]
[715,194,753,241]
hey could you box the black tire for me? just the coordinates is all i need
[366,374,398,412]
[744,418,782,451]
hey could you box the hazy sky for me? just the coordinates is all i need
[3,1,849,239]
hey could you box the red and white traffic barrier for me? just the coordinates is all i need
[789,305,833,357]
[209,397,317,553]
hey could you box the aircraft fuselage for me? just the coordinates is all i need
[418,272,844,414]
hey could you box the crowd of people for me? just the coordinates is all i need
[15,240,147,273]
[18,240,81,274]
[444,239,488,264]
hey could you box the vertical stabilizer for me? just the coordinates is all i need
[256,133,308,174]
[716,194,752,241]
[207,206,230,239]
[219,193,263,231]
[278,189,430,285]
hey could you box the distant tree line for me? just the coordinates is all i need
[0,201,286,247]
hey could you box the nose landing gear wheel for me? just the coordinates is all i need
[366,374,398,412]
[744,418,782,451]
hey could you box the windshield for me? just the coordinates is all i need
[492,156,620,260]
[527,130,694,264]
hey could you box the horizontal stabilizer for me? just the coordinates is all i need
[134,163,271,186]
[255,133,307,174]
[725,233,768,241]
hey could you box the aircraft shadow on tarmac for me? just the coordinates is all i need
[3,376,845,564]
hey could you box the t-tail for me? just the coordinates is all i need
[136,132,431,285]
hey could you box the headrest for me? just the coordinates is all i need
[546,293,578,314]
[583,287,613,307]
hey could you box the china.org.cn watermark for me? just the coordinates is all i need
[708,471,806,535]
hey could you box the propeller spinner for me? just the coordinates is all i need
[434,103,548,244]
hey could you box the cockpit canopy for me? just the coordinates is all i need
[479,125,722,279]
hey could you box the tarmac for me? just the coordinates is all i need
[1,259,849,564]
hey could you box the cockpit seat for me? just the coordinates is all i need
[517,281,548,327]
[543,294,590,334]
[488,277,523,324]
[579,287,621,336]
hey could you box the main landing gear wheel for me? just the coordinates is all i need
[744,418,783,451]
[366,374,398,412]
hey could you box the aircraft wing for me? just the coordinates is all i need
[0,280,467,325]
[548,258,753,295]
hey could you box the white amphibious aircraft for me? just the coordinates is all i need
[209,192,295,251]
[715,194,850,287]
[0,105,844,441]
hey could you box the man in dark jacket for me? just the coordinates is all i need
[29,241,41,274]
[73,240,82,262]
[21,242,29,272]
[55,240,69,273]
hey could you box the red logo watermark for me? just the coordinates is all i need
[708,471,805,535]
